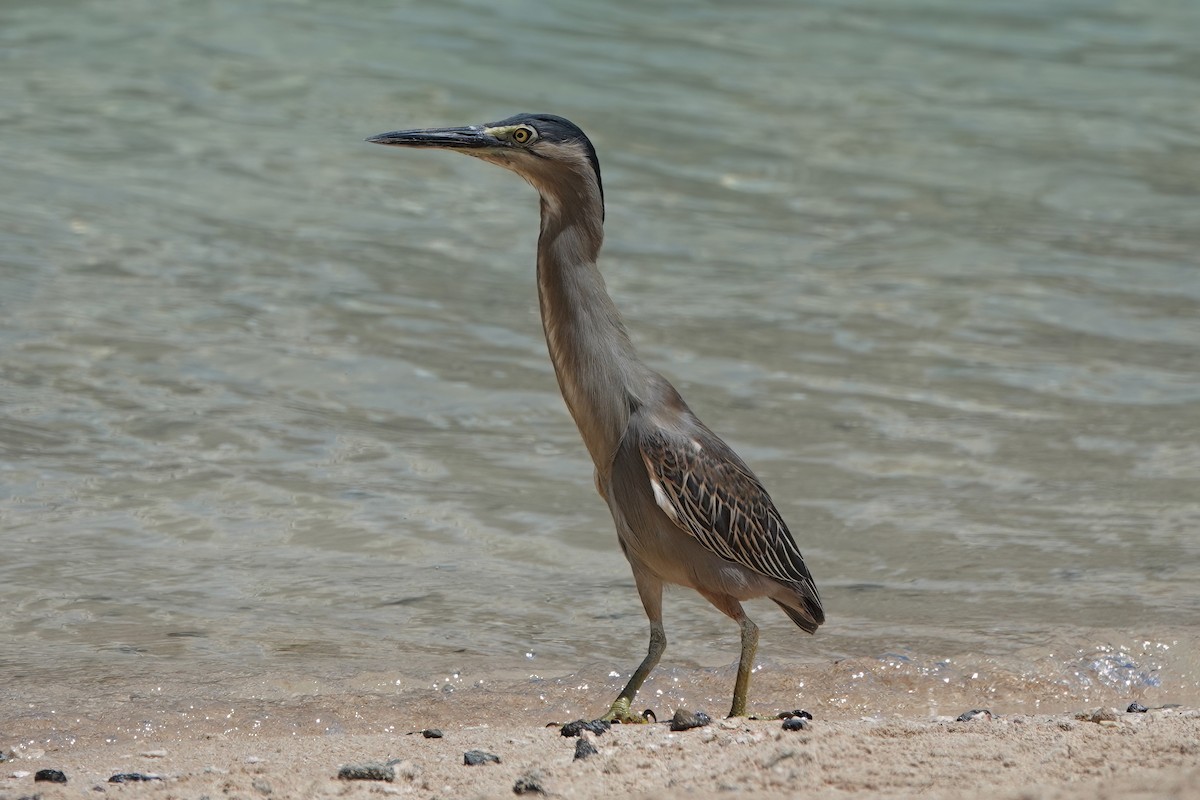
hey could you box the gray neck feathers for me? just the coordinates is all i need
[535,184,646,471]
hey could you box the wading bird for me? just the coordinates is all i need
[368,114,822,720]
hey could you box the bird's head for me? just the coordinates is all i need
[368,113,604,220]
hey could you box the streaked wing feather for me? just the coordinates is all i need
[639,427,818,590]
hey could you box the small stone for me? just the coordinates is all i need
[776,710,813,721]
[513,771,547,795]
[956,709,993,722]
[35,768,68,783]
[560,719,611,738]
[337,763,395,782]
[782,716,810,731]
[1081,708,1119,724]
[463,749,501,766]
[573,738,599,761]
[141,749,168,758]
[669,709,712,731]
[1127,702,1149,713]
[108,772,163,783]
[252,777,273,794]
[421,728,444,739]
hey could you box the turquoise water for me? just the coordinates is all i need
[2,0,1199,724]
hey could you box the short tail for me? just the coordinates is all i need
[772,581,824,634]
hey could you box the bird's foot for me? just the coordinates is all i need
[601,697,652,725]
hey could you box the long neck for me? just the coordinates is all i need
[536,193,647,471]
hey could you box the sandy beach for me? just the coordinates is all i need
[5,671,1199,800]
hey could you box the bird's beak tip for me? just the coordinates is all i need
[366,133,402,146]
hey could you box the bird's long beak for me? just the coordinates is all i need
[366,125,496,150]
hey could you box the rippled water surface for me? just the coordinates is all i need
[3,0,1199,724]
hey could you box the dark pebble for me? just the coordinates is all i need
[560,719,611,738]
[669,709,712,732]
[573,738,599,761]
[776,709,814,721]
[108,772,163,783]
[782,716,811,731]
[956,709,993,722]
[1127,702,1149,713]
[463,749,501,766]
[513,771,547,795]
[337,764,395,782]
[422,728,444,739]
[35,769,68,783]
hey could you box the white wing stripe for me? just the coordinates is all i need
[649,477,678,520]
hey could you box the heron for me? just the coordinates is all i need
[367,113,823,720]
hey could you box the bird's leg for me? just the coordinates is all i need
[603,620,666,724]
[730,615,759,718]
[602,567,664,724]
[699,591,758,718]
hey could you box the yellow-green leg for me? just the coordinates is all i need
[602,567,664,724]
[699,590,759,718]
[602,621,666,723]
[729,616,759,718]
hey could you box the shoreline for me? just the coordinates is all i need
[5,679,1199,799]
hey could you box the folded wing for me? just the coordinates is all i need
[637,423,822,616]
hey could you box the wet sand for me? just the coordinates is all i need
[4,674,1199,799]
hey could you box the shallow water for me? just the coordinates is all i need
[3,0,1199,726]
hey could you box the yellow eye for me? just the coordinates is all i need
[512,126,534,144]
